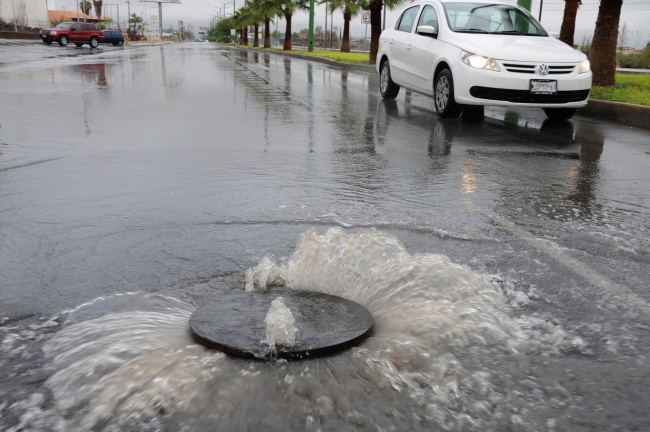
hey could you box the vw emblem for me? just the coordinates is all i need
[537,64,550,75]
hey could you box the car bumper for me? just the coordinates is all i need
[450,62,592,108]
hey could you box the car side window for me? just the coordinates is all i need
[396,6,420,33]
[82,24,91,31]
[417,5,439,31]
[71,23,80,31]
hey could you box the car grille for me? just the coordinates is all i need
[470,87,590,104]
[503,63,575,74]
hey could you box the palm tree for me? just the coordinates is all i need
[79,0,92,16]
[559,0,581,47]
[93,0,103,22]
[244,0,264,47]
[231,10,247,45]
[257,0,279,48]
[325,0,360,52]
[361,0,406,64]
[590,0,624,86]
[279,0,309,50]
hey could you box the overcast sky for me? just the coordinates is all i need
[52,0,650,49]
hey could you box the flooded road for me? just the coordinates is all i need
[1,42,650,431]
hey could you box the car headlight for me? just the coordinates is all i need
[461,50,500,72]
[50,31,57,35]
[579,59,590,74]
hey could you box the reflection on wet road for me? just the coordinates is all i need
[1,42,650,431]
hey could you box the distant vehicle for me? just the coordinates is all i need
[40,22,104,48]
[102,29,125,46]
[376,0,592,120]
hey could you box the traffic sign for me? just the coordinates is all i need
[361,11,371,24]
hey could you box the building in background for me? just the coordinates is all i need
[1,0,53,29]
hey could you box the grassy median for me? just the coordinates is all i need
[590,73,650,106]
[285,49,372,65]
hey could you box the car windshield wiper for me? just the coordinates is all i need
[456,28,490,33]
[492,30,523,35]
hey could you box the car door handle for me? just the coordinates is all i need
[389,39,394,44]
[407,44,412,50]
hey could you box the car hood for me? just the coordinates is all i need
[444,33,586,63]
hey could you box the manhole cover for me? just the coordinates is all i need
[189,288,373,359]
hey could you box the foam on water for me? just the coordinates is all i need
[2,228,588,431]
[264,297,297,347]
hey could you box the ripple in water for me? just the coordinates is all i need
[5,228,585,431]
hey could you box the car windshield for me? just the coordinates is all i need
[55,22,73,29]
[442,2,547,36]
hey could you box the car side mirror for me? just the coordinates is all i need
[417,25,437,38]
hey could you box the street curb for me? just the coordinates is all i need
[578,99,650,131]
[227,44,377,74]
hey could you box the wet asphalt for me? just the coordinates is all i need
[2,40,650,430]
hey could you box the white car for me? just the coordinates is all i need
[376,0,592,120]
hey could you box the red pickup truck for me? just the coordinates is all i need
[40,22,104,48]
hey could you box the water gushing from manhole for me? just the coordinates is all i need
[2,228,588,431]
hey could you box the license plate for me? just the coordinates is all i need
[530,80,557,94]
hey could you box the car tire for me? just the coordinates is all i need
[89,37,99,49]
[75,43,83,48]
[58,35,68,47]
[379,60,400,100]
[434,68,462,119]
[543,108,577,121]
[117,40,124,46]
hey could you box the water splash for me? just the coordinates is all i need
[1,228,588,431]
[264,297,297,347]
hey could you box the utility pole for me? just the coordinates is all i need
[127,1,130,37]
[308,0,314,51]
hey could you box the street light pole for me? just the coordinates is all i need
[308,0,314,51]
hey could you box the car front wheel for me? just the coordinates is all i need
[434,69,462,118]
[543,108,577,121]
[379,60,400,100]
[58,35,68,46]
[117,40,124,46]
[89,37,99,48]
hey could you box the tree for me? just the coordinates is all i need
[360,0,407,64]
[93,0,103,21]
[210,17,233,42]
[128,13,143,38]
[325,0,360,52]
[589,0,623,86]
[257,0,279,48]
[243,1,263,47]
[279,0,309,51]
[559,0,581,47]
[80,0,92,16]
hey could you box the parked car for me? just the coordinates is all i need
[102,29,125,46]
[40,22,104,48]
[376,0,592,120]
